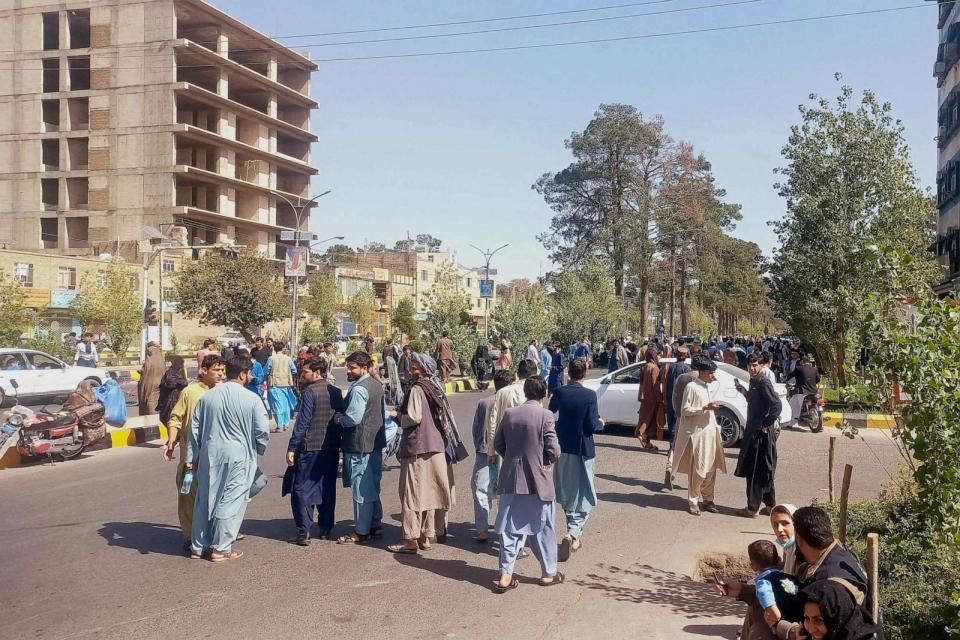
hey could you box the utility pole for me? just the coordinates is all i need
[272,190,331,351]
[469,243,508,343]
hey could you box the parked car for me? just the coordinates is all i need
[0,348,112,407]
[581,360,792,447]
[215,332,248,349]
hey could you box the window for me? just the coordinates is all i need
[42,138,60,168]
[27,352,63,370]
[42,177,59,209]
[0,353,28,371]
[97,269,108,287]
[40,217,58,248]
[427,255,434,263]
[68,56,90,91]
[41,99,60,131]
[162,259,175,274]
[421,270,428,282]
[65,216,88,248]
[466,278,472,288]
[57,266,77,290]
[15,263,34,287]
[610,366,642,385]
[42,12,60,50]
[129,274,139,289]
[42,58,60,92]
[67,9,90,49]
[162,287,174,301]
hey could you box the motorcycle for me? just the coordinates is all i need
[786,382,824,433]
[0,379,107,462]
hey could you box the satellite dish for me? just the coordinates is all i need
[141,226,165,240]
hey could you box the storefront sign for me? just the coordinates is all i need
[49,290,77,309]
[337,267,376,281]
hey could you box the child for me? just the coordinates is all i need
[745,540,804,638]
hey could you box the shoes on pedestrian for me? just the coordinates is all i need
[759,506,773,516]
[315,529,332,541]
[182,540,192,555]
[236,533,246,541]
[663,470,674,492]
[740,508,759,519]
[539,572,566,587]
[558,536,573,562]
[387,543,419,554]
[209,549,243,562]
[688,505,701,516]
[701,501,720,514]
[519,548,531,559]
[291,530,310,546]
[493,578,519,594]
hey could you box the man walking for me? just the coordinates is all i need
[735,353,783,518]
[674,355,726,516]
[526,339,540,368]
[436,331,455,383]
[549,358,603,561]
[471,369,514,542]
[486,358,538,462]
[663,346,693,490]
[250,337,272,367]
[336,352,387,545]
[318,342,338,385]
[539,341,552,383]
[285,357,344,545]
[187,355,269,561]
[267,341,298,432]
[382,338,403,405]
[74,332,98,368]
[162,354,224,553]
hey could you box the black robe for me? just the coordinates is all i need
[734,375,782,487]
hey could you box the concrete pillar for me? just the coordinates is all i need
[267,54,278,82]
[267,93,277,119]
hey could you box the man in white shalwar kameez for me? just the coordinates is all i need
[673,355,726,516]
[187,355,270,561]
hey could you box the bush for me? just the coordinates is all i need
[25,336,74,362]
[820,473,960,640]
[408,339,425,354]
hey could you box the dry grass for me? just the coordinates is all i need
[693,551,754,584]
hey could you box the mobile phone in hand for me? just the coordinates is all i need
[713,570,724,585]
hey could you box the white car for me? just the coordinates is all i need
[582,360,792,447]
[0,349,111,406]
[215,332,248,349]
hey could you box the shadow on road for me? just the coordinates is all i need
[394,553,500,591]
[682,623,741,638]
[597,491,688,513]
[574,563,745,619]
[595,440,645,453]
[98,521,184,556]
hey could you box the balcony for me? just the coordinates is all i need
[173,124,316,175]
[174,83,317,142]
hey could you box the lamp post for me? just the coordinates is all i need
[469,243,508,343]
[272,190,331,351]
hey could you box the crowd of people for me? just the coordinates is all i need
[148,329,877,639]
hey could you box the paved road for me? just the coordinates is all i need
[0,372,901,640]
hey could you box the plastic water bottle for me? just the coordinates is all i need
[180,470,194,494]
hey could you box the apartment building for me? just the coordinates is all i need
[934,0,960,293]
[0,0,318,263]
[414,251,497,325]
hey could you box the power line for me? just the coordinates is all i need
[304,0,766,48]
[311,2,941,62]
[0,1,938,69]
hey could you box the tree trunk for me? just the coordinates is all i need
[639,272,649,337]
[833,339,847,388]
[679,256,688,336]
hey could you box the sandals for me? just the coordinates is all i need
[539,572,565,587]
[387,544,418,555]
[209,549,243,562]
[336,533,373,545]
[493,578,520,594]
[558,536,573,562]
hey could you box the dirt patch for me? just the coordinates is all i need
[693,552,753,584]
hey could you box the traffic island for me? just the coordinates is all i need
[443,377,479,394]
[822,412,896,429]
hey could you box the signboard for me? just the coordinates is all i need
[285,246,308,277]
[337,267,376,281]
[280,230,318,242]
[415,312,429,321]
[22,288,51,308]
[49,290,78,309]
[479,279,494,299]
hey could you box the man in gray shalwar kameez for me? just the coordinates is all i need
[187,355,270,561]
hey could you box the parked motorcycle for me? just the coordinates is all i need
[799,392,825,433]
[0,379,107,462]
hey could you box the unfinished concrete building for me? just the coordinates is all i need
[0,0,318,260]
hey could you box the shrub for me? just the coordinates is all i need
[820,473,960,640]
[408,339,425,354]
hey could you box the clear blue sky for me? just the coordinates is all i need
[211,0,935,280]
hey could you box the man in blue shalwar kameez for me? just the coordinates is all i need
[187,354,270,562]
[283,357,343,546]
[335,351,387,545]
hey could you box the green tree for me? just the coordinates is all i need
[769,77,939,385]
[415,234,442,252]
[535,104,676,333]
[70,260,143,355]
[171,250,288,342]
[858,243,960,546]
[345,286,376,335]
[0,273,29,345]
[304,273,341,331]
[551,258,623,346]
[391,296,419,339]
[324,243,356,266]
[422,264,478,373]
[491,286,557,360]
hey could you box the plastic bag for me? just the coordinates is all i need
[94,378,128,426]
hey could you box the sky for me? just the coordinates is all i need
[208,0,936,280]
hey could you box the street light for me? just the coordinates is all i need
[271,190,331,351]
[469,243,509,342]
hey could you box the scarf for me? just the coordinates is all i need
[800,580,883,640]
[398,353,468,462]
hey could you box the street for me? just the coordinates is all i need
[0,373,902,640]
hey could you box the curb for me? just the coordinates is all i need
[822,412,895,429]
[0,419,166,470]
[443,378,479,394]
